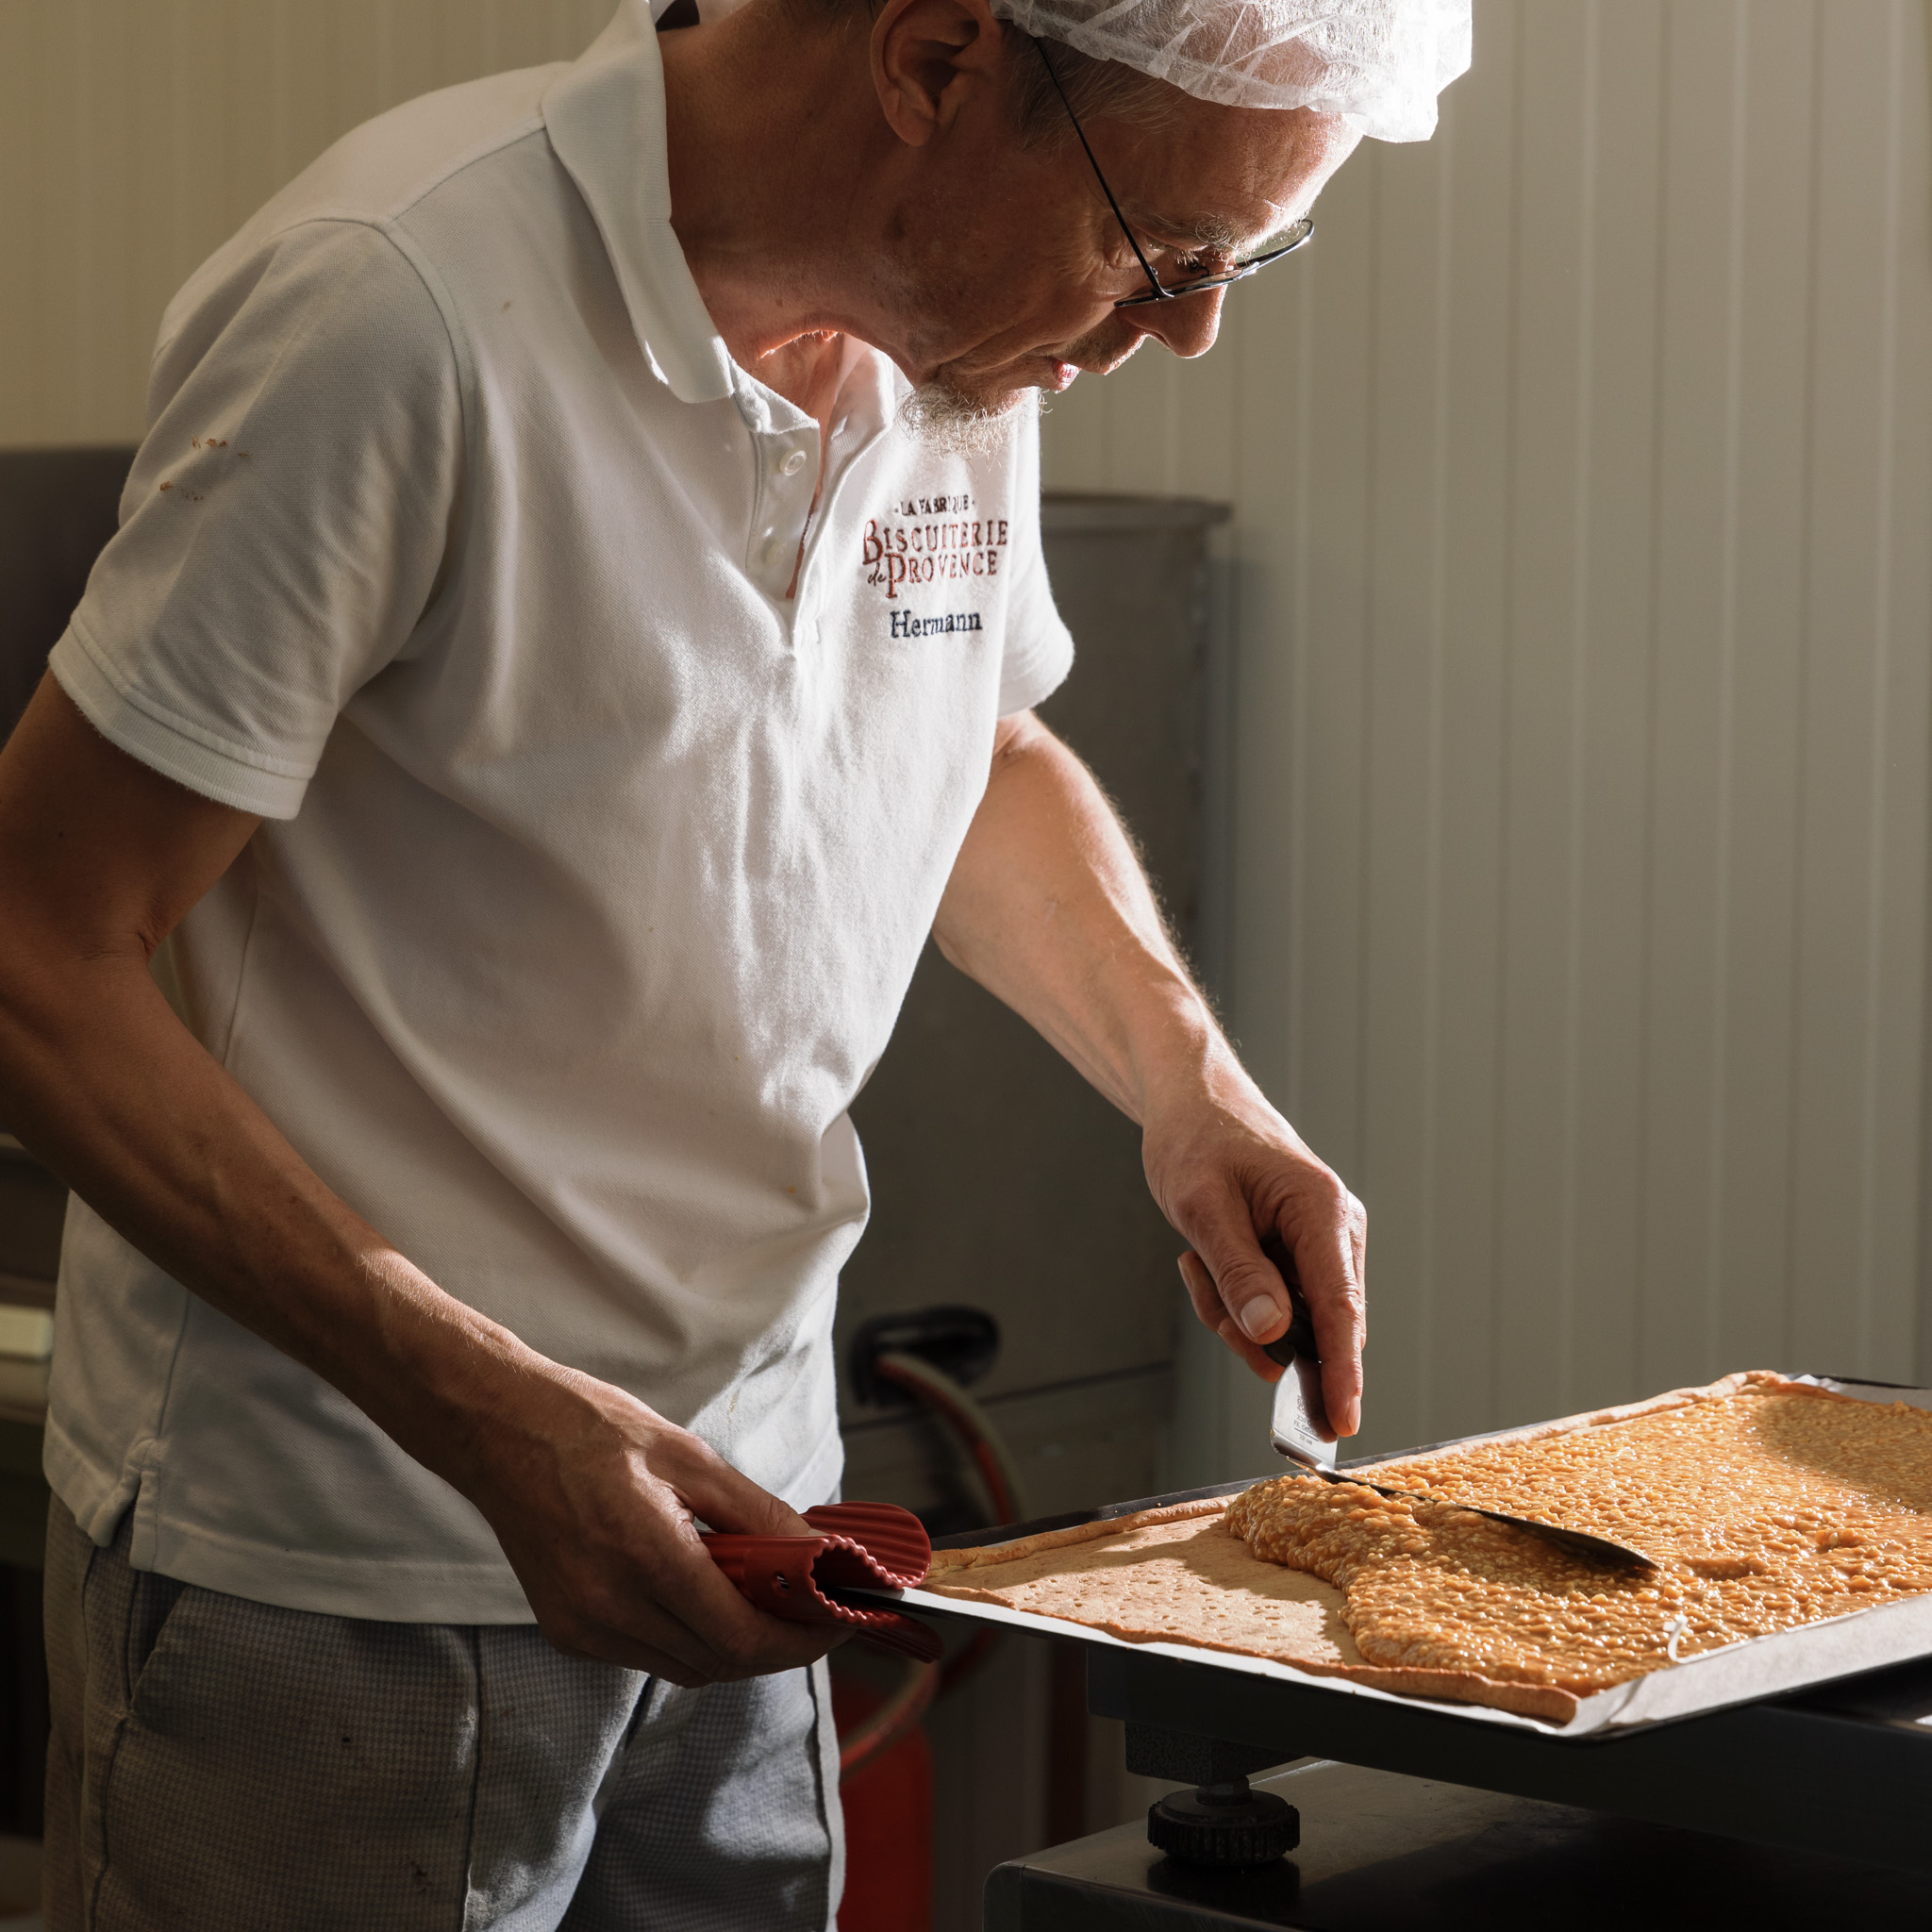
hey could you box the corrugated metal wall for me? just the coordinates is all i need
[1049,0,1932,1470]
[0,0,609,445]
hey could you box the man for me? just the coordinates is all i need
[0,0,1466,1923]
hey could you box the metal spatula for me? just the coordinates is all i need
[1257,1241,1655,1572]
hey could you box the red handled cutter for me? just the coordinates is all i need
[703,1501,941,1661]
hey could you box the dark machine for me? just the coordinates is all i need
[988,1642,1932,1927]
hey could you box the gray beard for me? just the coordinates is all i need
[897,380,1041,458]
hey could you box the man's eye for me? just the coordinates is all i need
[1164,241,1234,272]
[1169,250,1232,283]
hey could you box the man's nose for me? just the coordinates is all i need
[1123,285,1226,358]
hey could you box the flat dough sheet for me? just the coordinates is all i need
[925,1370,1932,1724]
[925,1498,1578,1721]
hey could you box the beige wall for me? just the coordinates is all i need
[6,0,1931,1465]
[0,0,610,445]
[1102,0,1932,1473]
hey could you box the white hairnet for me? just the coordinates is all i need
[990,0,1471,142]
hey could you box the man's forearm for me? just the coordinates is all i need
[0,929,542,1491]
[0,682,543,1497]
[935,708,1367,1431]
[932,709,1226,1124]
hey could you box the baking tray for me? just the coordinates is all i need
[871,1374,1932,1740]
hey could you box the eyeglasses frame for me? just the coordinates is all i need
[1030,37,1314,308]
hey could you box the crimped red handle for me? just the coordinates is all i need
[802,1502,932,1587]
[702,1501,940,1662]
[705,1537,827,1618]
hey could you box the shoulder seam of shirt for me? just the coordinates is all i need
[58,210,475,795]
[192,212,477,634]
[371,215,480,647]
[208,213,481,636]
[158,109,549,366]
[153,209,477,421]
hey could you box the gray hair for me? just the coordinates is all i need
[1004,34,1184,146]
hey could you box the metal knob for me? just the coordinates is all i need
[1147,1774,1299,1867]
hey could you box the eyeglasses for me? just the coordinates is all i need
[1032,39,1314,308]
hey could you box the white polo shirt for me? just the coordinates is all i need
[44,0,1074,1622]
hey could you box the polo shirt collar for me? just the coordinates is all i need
[541,1,736,405]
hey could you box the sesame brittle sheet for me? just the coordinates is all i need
[925,1373,1932,1725]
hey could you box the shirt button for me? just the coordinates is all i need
[760,535,789,567]
[779,448,808,477]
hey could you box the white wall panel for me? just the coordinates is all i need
[1111,0,1932,1470]
[0,0,611,445]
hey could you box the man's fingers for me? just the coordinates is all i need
[1176,1180,1365,1439]
[615,1570,853,1682]
[1175,1248,1223,1329]
[481,1381,863,1685]
[529,1516,846,1683]
[1177,1252,1281,1379]
[1183,1201,1297,1350]
[629,1505,823,1663]
[1289,1207,1364,1441]
[658,1435,812,1539]
[640,1463,860,1674]
[644,1557,842,1678]
[615,1461,866,1678]
[520,1541,737,1680]
[495,1461,822,1680]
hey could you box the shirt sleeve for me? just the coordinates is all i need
[993,408,1075,717]
[50,219,466,821]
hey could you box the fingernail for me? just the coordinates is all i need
[1239,1295,1278,1341]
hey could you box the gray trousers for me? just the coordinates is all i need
[42,1502,843,1931]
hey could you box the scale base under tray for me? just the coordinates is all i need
[987,1755,1932,1930]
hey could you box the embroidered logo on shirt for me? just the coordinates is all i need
[862,495,1009,601]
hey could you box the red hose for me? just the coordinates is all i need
[871,1351,1028,1524]
[837,1651,939,1778]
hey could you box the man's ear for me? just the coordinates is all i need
[871,0,1010,147]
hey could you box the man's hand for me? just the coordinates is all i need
[1145,1059,1365,1438]
[463,1372,846,1684]
[934,710,1367,1436]
[0,677,836,1678]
